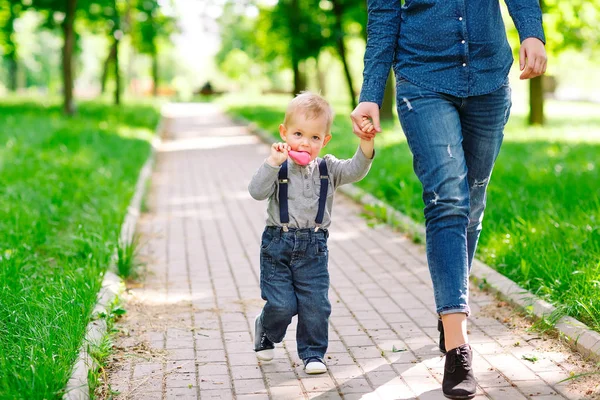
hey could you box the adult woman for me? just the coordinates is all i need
[351,1,546,398]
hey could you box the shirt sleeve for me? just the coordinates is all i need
[504,0,546,44]
[248,161,279,201]
[325,147,374,188]
[358,0,402,108]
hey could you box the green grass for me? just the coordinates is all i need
[89,300,126,399]
[116,234,143,280]
[0,98,159,399]
[220,93,600,333]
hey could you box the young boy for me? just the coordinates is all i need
[248,92,375,374]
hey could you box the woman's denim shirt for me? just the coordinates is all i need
[359,0,545,104]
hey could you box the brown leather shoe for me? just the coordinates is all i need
[442,343,476,399]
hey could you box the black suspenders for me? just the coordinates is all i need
[278,159,328,232]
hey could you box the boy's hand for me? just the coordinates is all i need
[266,142,290,167]
[360,117,375,140]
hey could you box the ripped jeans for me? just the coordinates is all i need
[396,77,512,316]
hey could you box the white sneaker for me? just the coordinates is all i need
[303,357,327,374]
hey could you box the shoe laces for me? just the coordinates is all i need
[454,347,471,371]
[305,356,323,365]
[260,332,272,347]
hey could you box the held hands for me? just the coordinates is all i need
[519,37,547,80]
[360,117,376,137]
[350,102,381,140]
[266,142,290,167]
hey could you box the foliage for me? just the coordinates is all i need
[505,0,600,60]
[0,98,158,398]
[543,0,600,57]
[130,0,177,56]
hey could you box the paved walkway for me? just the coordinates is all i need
[106,103,596,400]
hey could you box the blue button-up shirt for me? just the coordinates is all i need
[359,0,545,104]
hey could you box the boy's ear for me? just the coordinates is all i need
[322,134,332,147]
[279,124,287,141]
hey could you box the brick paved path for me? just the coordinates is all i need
[106,103,595,400]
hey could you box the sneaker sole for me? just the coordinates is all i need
[256,349,274,361]
[443,393,476,400]
[304,364,327,375]
[305,368,327,375]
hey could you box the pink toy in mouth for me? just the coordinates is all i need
[288,150,311,166]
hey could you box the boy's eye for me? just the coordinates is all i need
[313,136,320,140]
[294,131,301,136]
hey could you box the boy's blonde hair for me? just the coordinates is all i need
[283,91,334,135]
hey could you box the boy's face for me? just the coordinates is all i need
[279,112,331,163]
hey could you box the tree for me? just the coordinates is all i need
[82,0,127,104]
[130,0,176,97]
[270,0,325,94]
[62,0,76,114]
[0,0,26,91]
[216,0,324,95]
[330,0,356,109]
[31,0,80,114]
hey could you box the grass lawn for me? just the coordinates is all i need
[0,99,159,398]
[220,93,600,333]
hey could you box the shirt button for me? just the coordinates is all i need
[458,17,463,21]
[304,175,308,179]
[462,63,467,67]
[306,184,309,188]
[461,40,466,44]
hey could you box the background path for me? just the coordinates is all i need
[105,103,598,400]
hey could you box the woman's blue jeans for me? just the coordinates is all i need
[395,77,512,316]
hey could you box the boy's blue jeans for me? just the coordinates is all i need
[396,77,512,316]
[259,226,331,360]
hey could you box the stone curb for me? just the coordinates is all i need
[237,113,600,364]
[62,133,160,400]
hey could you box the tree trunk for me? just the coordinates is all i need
[291,59,307,95]
[288,0,306,95]
[331,0,356,110]
[380,69,395,120]
[315,56,326,96]
[528,0,546,125]
[6,3,18,92]
[114,36,120,105]
[528,76,544,125]
[7,56,18,92]
[111,0,121,105]
[62,0,77,115]
[152,47,158,97]
[100,42,116,94]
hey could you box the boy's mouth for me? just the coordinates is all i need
[288,150,311,166]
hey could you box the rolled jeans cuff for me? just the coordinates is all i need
[438,306,471,317]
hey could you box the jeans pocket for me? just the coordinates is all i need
[260,230,276,251]
[260,253,276,282]
[316,237,328,255]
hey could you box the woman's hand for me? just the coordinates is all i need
[351,102,381,140]
[519,37,547,80]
